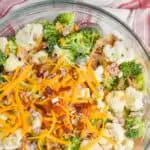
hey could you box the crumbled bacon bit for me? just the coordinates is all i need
[62,26,71,36]
[107,63,120,76]
[127,77,137,88]
[44,87,52,97]
[74,103,97,117]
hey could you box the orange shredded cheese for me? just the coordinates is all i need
[0,65,31,101]
[48,135,70,145]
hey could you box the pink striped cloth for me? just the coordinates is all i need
[119,0,150,48]
[0,0,150,50]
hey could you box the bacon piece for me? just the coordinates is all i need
[89,34,117,69]
[107,63,120,76]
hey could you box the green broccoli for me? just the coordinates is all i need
[8,38,18,55]
[52,45,75,64]
[104,76,119,90]
[39,20,60,53]
[134,73,145,91]
[66,137,81,150]
[0,50,6,66]
[120,61,142,78]
[59,27,100,56]
[55,12,75,28]
[125,117,145,139]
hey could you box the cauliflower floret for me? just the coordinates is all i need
[31,111,42,133]
[4,54,24,72]
[2,129,22,150]
[94,66,104,82]
[16,24,43,51]
[81,123,125,150]
[32,51,48,64]
[106,91,126,116]
[106,123,125,143]
[26,142,37,150]
[0,37,8,53]
[103,41,134,64]
[98,136,113,150]
[123,138,134,150]
[114,138,134,150]
[81,140,103,150]
[126,86,144,111]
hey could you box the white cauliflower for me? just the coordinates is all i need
[32,51,48,64]
[31,111,42,133]
[106,123,125,143]
[106,91,126,116]
[16,24,43,51]
[81,123,126,150]
[94,66,104,82]
[1,129,22,150]
[0,37,8,53]
[26,142,37,150]
[114,138,134,150]
[126,86,144,111]
[123,138,134,150]
[103,41,134,64]
[4,54,24,72]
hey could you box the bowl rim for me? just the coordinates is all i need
[0,0,149,60]
[0,0,150,149]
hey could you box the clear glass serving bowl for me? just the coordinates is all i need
[0,0,150,149]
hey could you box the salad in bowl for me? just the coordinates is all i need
[0,12,148,150]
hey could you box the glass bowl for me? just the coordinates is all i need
[0,1,150,149]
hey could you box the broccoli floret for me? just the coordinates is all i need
[59,27,100,56]
[66,137,81,150]
[134,73,145,91]
[52,45,75,64]
[0,50,6,66]
[39,20,60,53]
[55,12,75,28]
[120,61,142,78]
[125,117,145,139]
[104,76,119,90]
[8,38,18,55]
